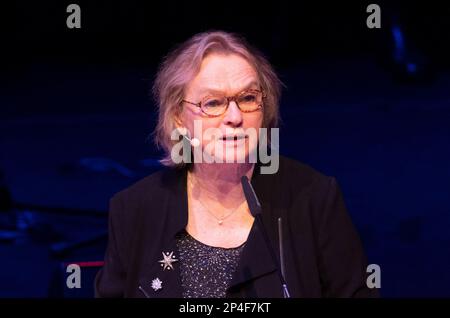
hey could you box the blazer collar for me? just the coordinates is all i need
[227,214,279,292]
[165,166,189,238]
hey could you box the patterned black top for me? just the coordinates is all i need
[175,230,245,298]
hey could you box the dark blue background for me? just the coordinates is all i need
[1,1,449,297]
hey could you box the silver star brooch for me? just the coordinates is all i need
[158,251,178,270]
[151,278,162,291]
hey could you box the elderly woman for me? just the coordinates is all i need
[95,31,377,298]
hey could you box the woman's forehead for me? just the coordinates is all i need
[189,54,259,95]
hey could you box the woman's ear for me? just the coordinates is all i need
[173,116,187,135]
[174,119,182,129]
[173,110,183,127]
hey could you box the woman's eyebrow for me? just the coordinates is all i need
[197,81,260,96]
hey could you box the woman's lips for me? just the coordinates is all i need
[219,135,248,143]
[221,135,247,140]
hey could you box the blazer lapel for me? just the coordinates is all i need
[227,159,285,297]
[135,167,188,298]
[227,213,279,294]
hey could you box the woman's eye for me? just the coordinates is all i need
[241,93,257,102]
[204,99,222,107]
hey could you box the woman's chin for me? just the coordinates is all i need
[198,138,258,163]
[204,149,253,164]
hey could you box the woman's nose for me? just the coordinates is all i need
[223,101,243,127]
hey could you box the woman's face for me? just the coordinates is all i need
[179,53,263,163]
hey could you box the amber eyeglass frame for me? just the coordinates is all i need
[181,89,266,117]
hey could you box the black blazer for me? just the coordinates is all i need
[95,156,378,298]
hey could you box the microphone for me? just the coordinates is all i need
[241,176,291,298]
[178,127,200,147]
[183,134,200,148]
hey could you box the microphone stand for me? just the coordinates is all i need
[241,176,291,298]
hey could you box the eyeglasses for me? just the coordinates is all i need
[181,89,265,117]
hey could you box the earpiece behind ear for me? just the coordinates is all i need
[176,126,188,136]
[189,136,200,147]
[176,126,200,147]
